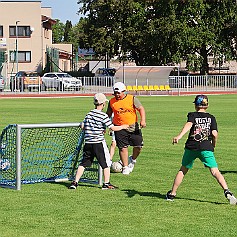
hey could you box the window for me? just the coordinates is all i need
[9,26,31,37]
[44,28,50,39]
[10,51,31,62]
[0,26,3,37]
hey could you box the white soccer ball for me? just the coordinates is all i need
[111,161,123,173]
[0,159,11,171]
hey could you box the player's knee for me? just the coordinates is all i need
[210,167,219,177]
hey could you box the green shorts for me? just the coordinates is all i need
[182,148,218,169]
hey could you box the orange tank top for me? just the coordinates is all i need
[110,94,137,125]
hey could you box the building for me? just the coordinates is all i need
[0,0,72,89]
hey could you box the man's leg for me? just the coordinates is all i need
[119,147,129,166]
[131,146,142,161]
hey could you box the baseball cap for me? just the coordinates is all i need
[113,82,126,93]
[193,95,208,106]
[93,93,108,105]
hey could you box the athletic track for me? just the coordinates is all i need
[0,90,236,99]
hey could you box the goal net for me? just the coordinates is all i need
[0,123,102,190]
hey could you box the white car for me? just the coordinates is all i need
[42,72,82,91]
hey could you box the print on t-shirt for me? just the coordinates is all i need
[191,117,211,142]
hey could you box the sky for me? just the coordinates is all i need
[11,0,82,25]
[41,0,81,25]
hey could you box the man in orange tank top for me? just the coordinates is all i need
[107,82,146,175]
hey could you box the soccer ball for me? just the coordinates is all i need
[111,161,123,173]
[0,159,11,171]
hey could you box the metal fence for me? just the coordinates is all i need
[0,75,236,95]
[168,74,237,92]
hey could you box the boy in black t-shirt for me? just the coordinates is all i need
[166,95,237,204]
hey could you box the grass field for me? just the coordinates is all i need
[0,94,237,237]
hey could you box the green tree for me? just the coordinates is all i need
[69,17,91,54]
[77,0,237,74]
[166,0,237,74]
[64,20,73,42]
[52,19,65,43]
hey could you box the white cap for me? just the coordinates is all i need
[113,82,126,93]
[94,93,108,105]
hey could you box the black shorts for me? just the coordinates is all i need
[114,128,143,149]
[80,141,111,169]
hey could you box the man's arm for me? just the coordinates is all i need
[134,97,146,128]
[137,105,146,128]
[106,101,113,118]
[172,122,193,144]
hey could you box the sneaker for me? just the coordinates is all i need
[224,189,237,205]
[102,182,118,190]
[122,166,130,175]
[128,156,136,172]
[69,181,78,189]
[166,190,176,201]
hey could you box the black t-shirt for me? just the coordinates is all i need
[185,112,218,151]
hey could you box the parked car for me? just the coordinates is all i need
[0,75,5,92]
[41,72,82,91]
[168,70,194,88]
[10,71,42,92]
[93,68,116,87]
[95,68,116,77]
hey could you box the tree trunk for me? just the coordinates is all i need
[200,44,209,75]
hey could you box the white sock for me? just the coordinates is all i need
[130,156,136,163]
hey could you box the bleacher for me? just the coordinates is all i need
[126,84,172,95]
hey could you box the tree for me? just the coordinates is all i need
[52,20,65,43]
[77,0,237,74]
[64,20,73,42]
[167,0,237,74]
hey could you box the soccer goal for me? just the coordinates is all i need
[0,123,103,190]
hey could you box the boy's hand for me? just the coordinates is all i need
[122,124,129,129]
[172,136,179,144]
[140,121,146,128]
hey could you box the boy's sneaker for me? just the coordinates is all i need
[122,166,130,175]
[224,189,237,205]
[69,181,78,189]
[102,182,118,190]
[166,190,176,201]
[128,156,136,172]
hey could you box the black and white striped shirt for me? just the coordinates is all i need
[83,109,113,143]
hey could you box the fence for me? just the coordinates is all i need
[0,75,236,95]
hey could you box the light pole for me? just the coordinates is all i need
[15,20,20,73]
[41,19,49,71]
[14,20,20,92]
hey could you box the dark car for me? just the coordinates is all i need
[92,68,116,87]
[95,68,116,77]
[168,70,194,88]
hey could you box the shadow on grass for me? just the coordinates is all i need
[122,189,226,205]
[48,181,98,189]
[220,170,237,174]
[122,189,165,199]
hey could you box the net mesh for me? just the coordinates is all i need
[0,124,99,188]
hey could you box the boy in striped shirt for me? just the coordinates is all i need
[69,93,128,190]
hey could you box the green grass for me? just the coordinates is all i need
[0,94,237,237]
